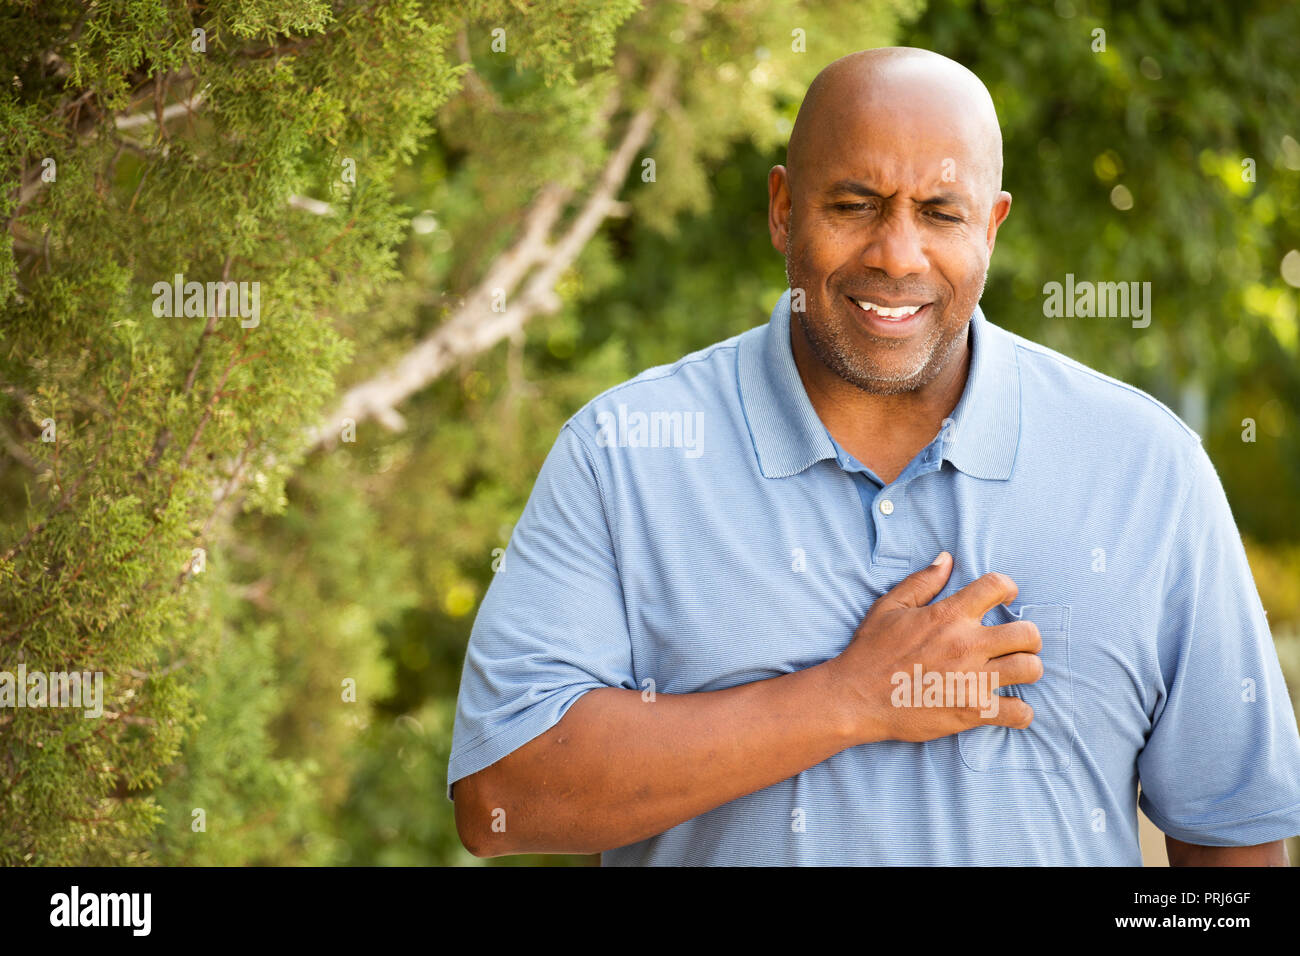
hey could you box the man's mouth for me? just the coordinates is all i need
[845,295,934,334]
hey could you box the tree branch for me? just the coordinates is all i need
[303,62,676,451]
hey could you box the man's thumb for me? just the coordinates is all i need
[883,551,952,610]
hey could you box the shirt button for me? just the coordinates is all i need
[879,498,895,515]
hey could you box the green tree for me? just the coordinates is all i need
[0,0,630,864]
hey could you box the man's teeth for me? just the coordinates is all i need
[852,299,924,319]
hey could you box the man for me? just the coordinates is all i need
[447,47,1300,865]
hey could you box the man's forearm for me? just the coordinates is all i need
[453,660,863,856]
[1165,835,1290,866]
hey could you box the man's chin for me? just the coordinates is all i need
[833,329,959,395]
[841,367,935,396]
[817,340,936,395]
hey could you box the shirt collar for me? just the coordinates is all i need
[737,288,1021,481]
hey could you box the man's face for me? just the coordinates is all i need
[775,85,1010,395]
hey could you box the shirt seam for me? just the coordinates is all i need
[561,418,623,581]
[1005,331,1025,477]
[1008,337,1200,442]
[561,418,636,685]
[1147,435,1211,724]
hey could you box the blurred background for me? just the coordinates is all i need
[2,0,1297,866]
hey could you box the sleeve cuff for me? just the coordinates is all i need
[1140,790,1300,847]
[445,684,602,804]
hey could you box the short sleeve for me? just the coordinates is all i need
[1137,438,1300,845]
[446,422,635,800]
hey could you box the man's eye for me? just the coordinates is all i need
[927,210,962,223]
[834,202,872,211]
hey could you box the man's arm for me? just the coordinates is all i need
[454,663,852,856]
[1136,437,1300,858]
[454,555,1042,856]
[1165,835,1289,866]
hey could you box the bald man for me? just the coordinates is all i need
[448,48,1300,865]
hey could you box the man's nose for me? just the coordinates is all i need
[860,211,930,279]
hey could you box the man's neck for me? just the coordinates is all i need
[789,315,971,482]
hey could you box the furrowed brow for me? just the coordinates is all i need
[916,191,969,209]
[825,180,892,199]
[825,180,969,210]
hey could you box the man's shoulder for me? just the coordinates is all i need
[562,324,757,443]
[999,323,1202,450]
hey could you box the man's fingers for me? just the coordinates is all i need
[879,551,954,611]
[937,570,1019,620]
[976,695,1034,729]
[979,620,1042,660]
[984,651,1043,689]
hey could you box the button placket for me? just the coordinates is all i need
[872,485,911,568]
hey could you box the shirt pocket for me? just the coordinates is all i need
[958,603,1075,772]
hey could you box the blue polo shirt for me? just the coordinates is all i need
[448,288,1300,865]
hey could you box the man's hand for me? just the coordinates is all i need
[825,551,1043,746]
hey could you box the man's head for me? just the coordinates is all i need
[770,47,1012,395]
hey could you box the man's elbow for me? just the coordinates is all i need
[453,799,490,859]
[452,770,522,858]
[453,772,509,858]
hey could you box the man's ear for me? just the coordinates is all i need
[985,190,1012,257]
[769,165,793,256]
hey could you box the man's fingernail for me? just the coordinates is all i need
[930,551,948,567]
